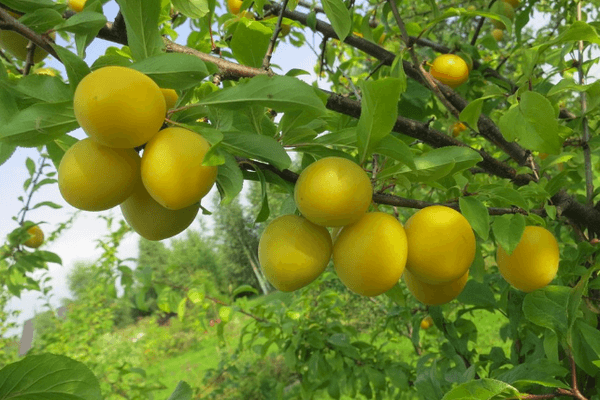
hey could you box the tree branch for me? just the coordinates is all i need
[0,8,59,60]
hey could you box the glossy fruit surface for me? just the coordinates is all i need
[160,88,178,110]
[24,225,44,248]
[141,127,217,210]
[58,138,141,211]
[496,226,560,292]
[258,215,333,292]
[492,28,504,41]
[451,122,467,137]
[120,181,199,241]
[294,157,372,227]
[74,66,166,148]
[430,54,469,88]
[68,0,87,12]
[333,212,407,297]
[420,315,433,330]
[228,0,243,14]
[405,205,475,284]
[404,269,469,306]
[0,30,52,63]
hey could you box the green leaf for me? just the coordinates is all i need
[0,354,101,400]
[498,92,561,154]
[15,74,72,103]
[321,0,352,41]
[252,167,270,222]
[55,11,107,35]
[216,152,244,205]
[25,157,35,176]
[219,306,232,322]
[114,0,164,61]
[131,53,209,90]
[457,280,496,307]
[167,381,193,400]
[45,134,78,169]
[0,87,18,125]
[177,297,187,321]
[458,98,484,131]
[356,78,402,163]
[538,21,600,54]
[172,0,209,18]
[187,288,205,304]
[378,146,482,182]
[441,378,519,400]
[491,213,525,256]
[233,284,259,297]
[568,265,600,335]
[487,187,529,210]
[19,8,63,33]
[522,286,570,336]
[221,132,291,170]
[495,360,569,389]
[0,102,79,147]
[0,0,57,13]
[36,250,62,264]
[571,319,600,376]
[459,197,489,240]
[52,45,91,92]
[0,143,16,167]
[384,282,406,307]
[230,20,272,68]
[199,75,327,116]
[375,135,416,170]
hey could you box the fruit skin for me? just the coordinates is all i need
[333,212,408,297]
[492,28,504,41]
[404,268,469,306]
[294,157,372,227]
[73,66,166,148]
[120,181,199,241]
[23,225,44,248]
[141,127,217,210]
[420,315,434,330]
[68,0,87,12]
[58,138,141,211]
[0,30,54,64]
[404,205,476,284]
[228,0,243,14]
[160,88,178,110]
[430,54,470,89]
[258,215,333,292]
[502,0,519,8]
[451,122,467,137]
[491,1,515,30]
[496,226,560,293]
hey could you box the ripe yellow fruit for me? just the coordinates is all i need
[33,68,56,77]
[502,0,520,9]
[228,0,243,14]
[457,52,473,72]
[120,181,199,241]
[258,215,333,292]
[451,122,467,137]
[23,225,44,248]
[496,226,560,292]
[160,88,178,111]
[68,0,87,12]
[0,30,54,64]
[74,66,166,148]
[491,1,515,30]
[294,157,372,227]
[404,268,469,306]
[141,127,217,210]
[430,54,469,89]
[420,315,434,330]
[404,206,476,284]
[492,28,504,41]
[58,138,141,211]
[333,212,408,297]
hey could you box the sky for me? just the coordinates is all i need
[0,0,321,337]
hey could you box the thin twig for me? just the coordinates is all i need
[0,48,23,74]
[23,40,36,75]
[577,2,594,206]
[262,0,291,70]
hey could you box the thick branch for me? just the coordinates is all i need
[0,8,58,60]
